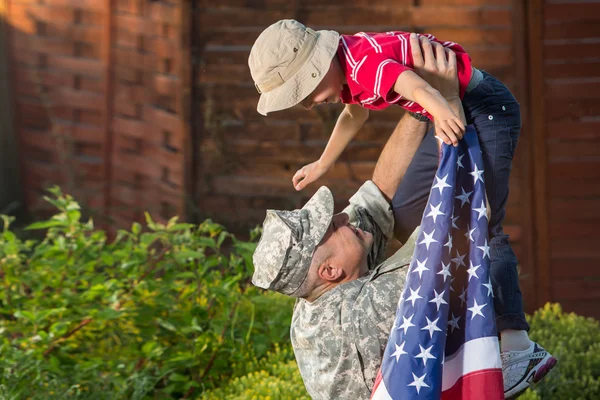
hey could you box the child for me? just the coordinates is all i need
[248,19,555,398]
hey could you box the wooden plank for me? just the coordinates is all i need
[549,220,600,241]
[548,161,600,180]
[549,178,600,199]
[555,300,600,320]
[551,259,600,280]
[545,60,600,80]
[550,238,600,259]
[102,0,114,228]
[528,0,550,307]
[544,21,600,40]
[547,139,600,160]
[551,279,600,301]
[545,79,600,100]
[544,42,600,62]
[545,98,600,121]
[549,198,600,220]
[547,120,600,140]
[545,2,600,22]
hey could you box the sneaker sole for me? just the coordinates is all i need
[505,354,557,399]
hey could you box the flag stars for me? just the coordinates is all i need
[452,250,466,269]
[397,314,416,333]
[457,154,465,170]
[483,277,494,297]
[429,289,448,311]
[459,286,468,307]
[408,372,430,394]
[455,187,472,208]
[406,286,424,307]
[444,234,453,253]
[415,344,437,366]
[421,316,443,338]
[390,341,407,362]
[468,299,487,320]
[465,224,476,243]
[451,214,459,230]
[437,261,452,282]
[419,229,438,250]
[467,261,481,281]
[477,239,491,260]
[412,258,430,279]
[427,202,445,223]
[432,174,452,195]
[473,200,488,221]
[470,163,484,185]
[448,313,461,333]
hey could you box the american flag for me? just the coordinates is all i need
[371,126,504,400]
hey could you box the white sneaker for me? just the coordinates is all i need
[502,342,557,399]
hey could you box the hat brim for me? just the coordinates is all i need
[257,30,340,116]
[301,186,335,254]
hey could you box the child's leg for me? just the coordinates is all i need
[462,71,531,346]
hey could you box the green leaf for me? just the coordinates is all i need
[24,220,66,230]
[174,251,204,264]
[97,308,122,321]
[132,222,141,236]
[169,373,188,382]
[14,310,35,321]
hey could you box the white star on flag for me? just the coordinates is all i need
[408,372,430,394]
[447,313,461,333]
[429,289,448,311]
[419,229,438,250]
[427,202,445,223]
[390,341,407,362]
[397,314,416,333]
[473,200,488,221]
[451,214,459,230]
[415,344,437,366]
[452,250,466,268]
[459,286,468,307]
[437,261,452,282]
[444,234,453,253]
[468,299,487,320]
[432,174,452,194]
[469,164,484,184]
[412,258,430,279]
[467,261,481,281]
[455,187,472,207]
[483,278,494,297]
[477,239,491,260]
[465,224,476,242]
[421,316,442,338]
[457,154,465,169]
[406,286,424,306]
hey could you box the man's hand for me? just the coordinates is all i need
[410,34,460,101]
[292,160,329,191]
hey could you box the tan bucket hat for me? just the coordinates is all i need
[248,19,340,116]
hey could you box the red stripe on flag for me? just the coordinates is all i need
[441,369,503,400]
[371,371,383,395]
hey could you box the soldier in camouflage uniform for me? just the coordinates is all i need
[249,33,464,399]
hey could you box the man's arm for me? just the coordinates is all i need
[372,113,427,203]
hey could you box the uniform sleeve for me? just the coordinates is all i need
[343,180,394,270]
[354,53,413,101]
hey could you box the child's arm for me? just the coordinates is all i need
[392,71,465,147]
[292,103,369,191]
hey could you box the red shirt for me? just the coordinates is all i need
[338,32,473,120]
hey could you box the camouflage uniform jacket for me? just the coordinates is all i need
[290,181,418,399]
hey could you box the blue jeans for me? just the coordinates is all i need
[392,71,530,332]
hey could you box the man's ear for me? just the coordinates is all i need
[318,262,343,282]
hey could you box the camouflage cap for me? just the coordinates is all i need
[252,186,334,296]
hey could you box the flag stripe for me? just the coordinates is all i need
[442,336,502,390]
[441,369,504,400]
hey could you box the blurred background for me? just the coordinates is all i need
[1,1,599,398]
[2,0,599,319]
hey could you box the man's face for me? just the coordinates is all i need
[318,213,374,278]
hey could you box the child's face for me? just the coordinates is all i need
[300,60,344,110]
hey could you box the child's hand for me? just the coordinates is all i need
[434,109,465,147]
[292,161,329,191]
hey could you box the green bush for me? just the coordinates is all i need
[519,303,600,400]
[1,189,598,399]
[0,187,295,399]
